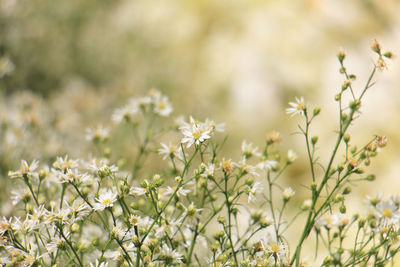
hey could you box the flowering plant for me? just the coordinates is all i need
[1,41,398,266]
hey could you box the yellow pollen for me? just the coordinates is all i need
[102,199,112,206]
[192,131,200,140]
[158,102,165,109]
[383,209,393,218]
[271,245,280,253]
[297,103,304,111]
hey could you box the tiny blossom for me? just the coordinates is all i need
[266,242,288,263]
[154,96,173,116]
[180,117,212,148]
[86,159,118,177]
[375,200,400,224]
[257,159,278,171]
[234,157,259,176]
[287,149,297,163]
[163,186,190,198]
[158,142,179,160]
[93,189,118,211]
[89,260,109,267]
[201,163,215,178]
[130,184,147,196]
[112,101,138,123]
[204,118,225,132]
[159,244,184,264]
[86,124,109,143]
[286,96,306,116]
[247,182,263,203]
[241,140,261,158]
[283,187,295,201]
[52,155,78,172]
[8,160,39,179]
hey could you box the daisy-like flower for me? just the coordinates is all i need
[8,160,39,179]
[201,163,215,178]
[286,96,306,117]
[93,189,118,211]
[112,101,138,123]
[86,124,110,143]
[163,186,191,198]
[158,143,179,160]
[86,159,118,178]
[283,187,295,201]
[375,200,400,224]
[234,157,259,176]
[266,242,288,263]
[241,140,261,158]
[180,117,212,148]
[257,159,278,171]
[52,155,78,173]
[159,244,184,265]
[204,118,225,132]
[89,260,109,267]
[154,96,173,116]
[129,180,149,197]
[247,182,263,203]
[287,150,297,163]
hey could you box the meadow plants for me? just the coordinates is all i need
[1,41,399,266]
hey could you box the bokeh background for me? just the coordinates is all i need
[1,0,400,259]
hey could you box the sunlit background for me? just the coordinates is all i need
[1,0,400,261]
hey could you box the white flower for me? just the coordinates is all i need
[154,96,173,116]
[158,143,179,160]
[283,187,295,201]
[86,159,118,178]
[241,140,261,158]
[52,155,78,172]
[8,160,39,179]
[93,189,118,211]
[287,150,297,163]
[112,101,138,123]
[159,244,184,264]
[247,182,263,203]
[286,96,306,116]
[86,124,109,143]
[266,242,288,263]
[257,159,278,171]
[163,186,191,198]
[201,163,215,178]
[89,260,109,267]
[375,200,400,224]
[180,117,212,148]
[129,181,148,196]
[234,157,259,176]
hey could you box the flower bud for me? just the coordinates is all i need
[313,107,321,116]
[311,136,318,145]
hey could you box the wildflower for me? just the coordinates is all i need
[153,96,173,116]
[129,184,148,196]
[8,160,39,179]
[158,143,179,160]
[201,163,215,178]
[234,157,259,176]
[204,118,225,132]
[86,159,118,178]
[247,182,263,203]
[241,140,261,158]
[266,131,282,144]
[286,97,306,116]
[163,186,190,198]
[86,124,109,143]
[375,200,400,224]
[52,155,78,173]
[180,117,212,148]
[266,242,288,263]
[112,101,138,123]
[257,159,278,171]
[159,244,184,264]
[93,189,118,211]
[283,187,295,202]
[287,150,297,163]
[89,260,109,267]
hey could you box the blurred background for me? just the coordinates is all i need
[1,0,400,245]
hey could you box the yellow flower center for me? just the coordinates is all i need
[102,198,112,206]
[271,245,280,253]
[383,208,393,218]
[192,131,200,140]
[157,102,165,109]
